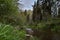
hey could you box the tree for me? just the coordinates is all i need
[24,10,27,15]
[0,0,19,24]
[32,0,43,22]
[0,0,18,16]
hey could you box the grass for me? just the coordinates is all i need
[0,23,26,40]
[0,18,60,40]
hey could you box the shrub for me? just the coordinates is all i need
[0,23,26,40]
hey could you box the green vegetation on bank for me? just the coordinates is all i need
[0,23,26,40]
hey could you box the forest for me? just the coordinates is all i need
[0,0,60,40]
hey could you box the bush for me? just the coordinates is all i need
[0,23,26,40]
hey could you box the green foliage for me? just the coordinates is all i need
[0,0,19,25]
[0,23,26,40]
[0,0,18,16]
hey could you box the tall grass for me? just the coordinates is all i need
[0,23,26,40]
